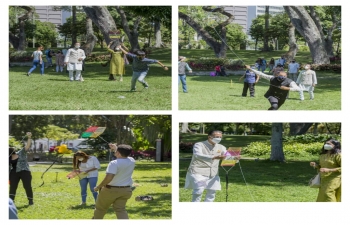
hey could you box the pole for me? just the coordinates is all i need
[226,171,229,202]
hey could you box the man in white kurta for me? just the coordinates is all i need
[296,64,317,100]
[64,43,86,81]
[184,131,227,202]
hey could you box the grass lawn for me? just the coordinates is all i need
[179,133,320,202]
[9,48,171,110]
[12,161,171,219]
[178,50,341,110]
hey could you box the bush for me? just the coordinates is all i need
[242,141,331,157]
[9,51,33,62]
[179,142,194,153]
[296,63,341,73]
[188,57,244,71]
[283,134,341,144]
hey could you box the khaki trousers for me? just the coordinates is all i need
[93,187,132,219]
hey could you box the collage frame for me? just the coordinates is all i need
[4,1,349,224]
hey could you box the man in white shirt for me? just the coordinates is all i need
[184,130,239,202]
[64,42,86,81]
[288,59,300,81]
[93,144,135,219]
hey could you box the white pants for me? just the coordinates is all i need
[192,188,216,202]
[299,86,314,100]
[69,70,82,81]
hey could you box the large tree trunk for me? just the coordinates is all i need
[289,123,313,135]
[116,6,141,51]
[284,6,330,64]
[181,123,189,133]
[154,20,162,48]
[263,6,269,51]
[9,6,34,51]
[284,21,298,62]
[83,6,118,46]
[270,123,285,162]
[179,6,234,58]
[82,17,97,56]
[71,6,77,47]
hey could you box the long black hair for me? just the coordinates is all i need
[320,138,341,155]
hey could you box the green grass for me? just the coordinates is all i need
[178,49,341,110]
[12,161,171,219]
[9,48,171,110]
[179,133,320,202]
[179,159,319,202]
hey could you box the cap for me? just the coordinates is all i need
[179,56,186,60]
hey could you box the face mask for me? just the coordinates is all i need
[277,76,286,81]
[324,144,333,150]
[305,66,309,70]
[75,45,80,49]
[115,47,120,51]
[78,158,84,161]
[211,137,221,144]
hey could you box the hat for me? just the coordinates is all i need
[179,56,186,61]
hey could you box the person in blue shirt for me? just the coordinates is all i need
[118,45,168,91]
[9,198,18,219]
[239,69,259,97]
[178,56,192,93]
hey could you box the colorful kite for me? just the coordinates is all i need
[81,126,106,138]
[221,147,241,167]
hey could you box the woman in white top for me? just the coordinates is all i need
[27,46,44,76]
[73,151,101,205]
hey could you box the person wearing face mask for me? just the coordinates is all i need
[64,42,86,81]
[73,151,101,205]
[287,59,300,81]
[245,65,300,110]
[117,45,168,91]
[310,138,341,202]
[107,41,125,82]
[184,130,240,202]
[296,64,317,101]
[93,144,135,219]
[9,132,34,205]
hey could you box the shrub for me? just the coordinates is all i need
[188,57,244,71]
[9,51,33,62]
[283,134,341,144]
[242,141,331,157]
[179,142,194,153]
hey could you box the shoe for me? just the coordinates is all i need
[130,89,136,92]
[119,76,123,82]
[310,98,314,100]
[27,72,30,76]
[80,202,86,206]
[29,199,34,205]
[142,82,149,89]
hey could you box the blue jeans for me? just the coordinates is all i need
[79,177,98,203]
[131,71,148,90]
[28,60,44,74]
[259,65,266,73]
[178,74,187,92]
[46,57,52,66]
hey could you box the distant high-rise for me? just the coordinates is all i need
[224,6,248,33]
[34,6,71,26]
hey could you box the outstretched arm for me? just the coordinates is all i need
[245,65,273,81]
[117,45,128,55]
[157,61,168,70]
[24,132,32,151]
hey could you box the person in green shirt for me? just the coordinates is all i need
[9,132,34,205]
[310,138,341,202]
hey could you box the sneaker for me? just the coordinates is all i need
[142,82,149,89]
[80,202,86,206]
[27,72,30,76]
[135,195,153,201]
[119,76,123,82]
[310,98,314,100]
[29,199,34,205]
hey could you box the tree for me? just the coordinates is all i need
[9,6,34,50]
[289,123,313,135]
[270,123,285,162]
[33,21,58,47]
[83,6,119,47]
[82,17,98,56]
[262,6,270,51]
[181,123,189,133]
[179,6,235,58]
[284,6,330,64]
[249,15,264,51]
